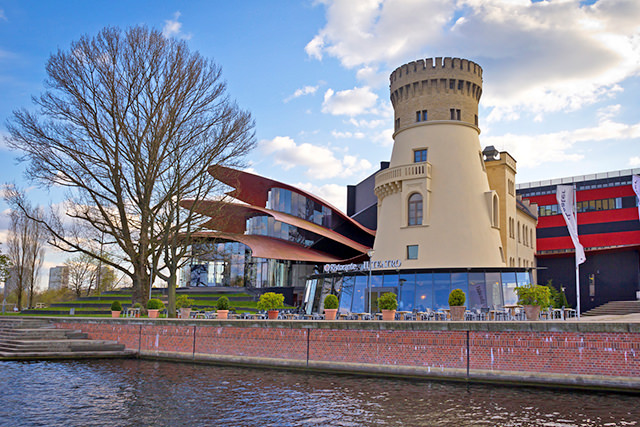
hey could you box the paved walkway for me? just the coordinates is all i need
[576,313,640,322]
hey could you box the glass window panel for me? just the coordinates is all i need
[501,272,518,306]
[382,274,398,288]
[338,276,355,313]
[370,274,384,288]
[450,273,468,305]
[398,273,415,311]
[516,272,530,287]
[433,273,450,309]
[414,273,432,311]
[485,272,502,308]
[468,272,487,309]
[352,275,368,313]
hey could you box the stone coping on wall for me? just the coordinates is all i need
[41,316,640,333]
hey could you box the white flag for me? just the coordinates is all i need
[632,175,640,221]
[556,185,586,265]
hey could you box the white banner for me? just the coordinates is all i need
[632,175,640,221]
[556,185,586,265]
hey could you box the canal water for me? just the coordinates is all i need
[0,359,639,426]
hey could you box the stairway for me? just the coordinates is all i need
[0,318,136,360]
[582,300,640,317]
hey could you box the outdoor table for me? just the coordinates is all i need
[339,313,350,320]
[354,313,369,320]
[503,304,522,318]
[284,313,297,320]
[397,311,412,320]
[125,307,140,318]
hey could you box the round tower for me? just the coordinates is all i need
[373,57,505,269]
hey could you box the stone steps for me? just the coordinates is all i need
[583,300,640,317]
[0,318,134,361]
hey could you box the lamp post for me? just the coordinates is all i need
[367,249,375,314]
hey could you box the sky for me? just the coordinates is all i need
[0,0,639,286]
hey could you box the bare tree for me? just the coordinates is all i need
[5,26,255,306]
[5,199,46,309]
[65,253,97,298]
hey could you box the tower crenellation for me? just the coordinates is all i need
[390,57,483,132]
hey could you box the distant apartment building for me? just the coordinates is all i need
[48,266,70,290]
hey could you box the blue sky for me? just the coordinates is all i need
[1,0,639,281]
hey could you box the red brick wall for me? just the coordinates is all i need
[54,321,640,385]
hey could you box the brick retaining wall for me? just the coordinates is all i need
[53,319,640,392]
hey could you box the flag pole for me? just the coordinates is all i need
[574,183,580,320]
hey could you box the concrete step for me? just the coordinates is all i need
[0,339,125,353]
[583,300,640,316]
[0,349,136,360]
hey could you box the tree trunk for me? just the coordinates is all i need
[168,270,177,318]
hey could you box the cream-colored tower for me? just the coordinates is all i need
[373,57,506,268]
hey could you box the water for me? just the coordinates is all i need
[0,359,639,427]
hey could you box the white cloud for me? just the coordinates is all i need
[0,9,6,21]
[331,130,365,139]
[259,136,372,179]
[284,85,319,103]
[308,0,640,117]
[294,182,347,212]
[629,156,640,167]
[484,119,640,169]
[322,86,378,116]
[163,12,192,40]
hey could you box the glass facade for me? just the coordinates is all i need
[304,270,534,314]
[266,187,333,227]
[246,215,320,247]
[185,241,315,288]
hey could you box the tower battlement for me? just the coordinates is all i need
[390,57,483,131]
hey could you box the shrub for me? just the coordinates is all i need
[448,289,466,306]
[256,292,285,311]
[133,302,142,309]
[110,300,122,311]
[216,296,230,311]
[516,284,552,309]
[378,292,398,311]
[176,295,194,309]
[146,298,164,310]
[324,294,339,309]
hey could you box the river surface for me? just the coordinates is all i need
[0,359,639,426]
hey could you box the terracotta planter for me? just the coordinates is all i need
[179,308,192,319]
[111,311,121,318]
[324,308,337,320]
[449,306,466,321]
[217,310,229,319]
[267,310,279,319]
[523,305,541,320]
[381,309,396,321]
[148,309,159,318]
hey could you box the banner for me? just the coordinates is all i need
[556,185,586,265]
[633,175,640,221]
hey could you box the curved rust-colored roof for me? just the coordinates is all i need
[208,165,375,236]
[180,199,371,254]
[189,231,342,263]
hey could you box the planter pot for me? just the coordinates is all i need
[148,309,159,318]
[111,311,121,318]
[449,306,466,321]
[523,305,541,320]
[217,310,229,319]
[267,310,279,319]
[324,308,337,320]
[381,309,396,321]
[179,308,192,319]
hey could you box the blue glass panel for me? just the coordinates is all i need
[398,273,415,311]
[450,273,468,304]
[501,272,518,306]
[433,273,450,309]
[370,274,384,287]
[414,273,432,310]
[352,275,368,313]
[516,272,530,287]
[339,276,355,314]
[468,273,487,309]
[284,189,291,214]
[486,272,502,307]
[382,274,398,287]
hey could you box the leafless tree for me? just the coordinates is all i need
[65,253,97,298]
[5,26,255,306]
[5,198,46,309]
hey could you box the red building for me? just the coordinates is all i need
[518,169,640,313]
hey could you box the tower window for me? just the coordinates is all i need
[416,110,427,122]
[449,79,455,89]
[416,111,421,122]
[475,114,478,126]
[408,193,423,226]
[407,245,419,260]
[395,118,400,131]
[450,109,461,120]
[414,149,427,163]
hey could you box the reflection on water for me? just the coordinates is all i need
[0,359,638,426]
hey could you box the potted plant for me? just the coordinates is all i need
[257,292,285,319]
[378,292,398,321]
[110,300,122,318]
[516,284,551,320]
[146,298,164,318]
[448,289,466,321]
[215,296,231,319]
[323,294,339,320]
[176,295,195,319]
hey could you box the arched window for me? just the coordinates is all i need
[408,193,423,226]
[492,194,499,227]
